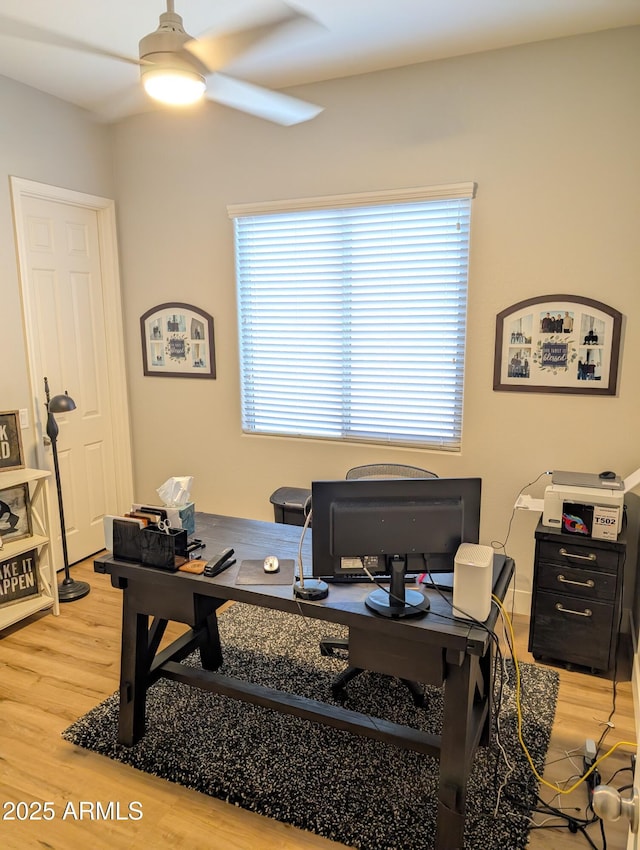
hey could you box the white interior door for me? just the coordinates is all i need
[11,178,133,567]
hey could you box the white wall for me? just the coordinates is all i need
[3,27,632,615]
[110,27,640,613]
[0,76,115,465]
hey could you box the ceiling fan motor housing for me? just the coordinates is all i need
[139,11,207,76]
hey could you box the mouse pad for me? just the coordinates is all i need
[236,559,295,585]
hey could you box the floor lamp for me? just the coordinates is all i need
[44,377,90,602]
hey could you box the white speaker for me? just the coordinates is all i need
[452,542,494,621]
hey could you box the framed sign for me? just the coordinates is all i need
[0,410,24,471]
[140,303,216,379]
[0,482,32,543]
[494,295,622,395]
[0,548,39,607]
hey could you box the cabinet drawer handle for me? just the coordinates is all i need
[555,603,593,617]
[558,547,597,562]
[557,574,595,589]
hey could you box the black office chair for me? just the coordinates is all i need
[345,463,438,481]
[320,463,438,706]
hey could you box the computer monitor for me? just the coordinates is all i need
[311,477,482,618]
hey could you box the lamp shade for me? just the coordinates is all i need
[49,392,76,414]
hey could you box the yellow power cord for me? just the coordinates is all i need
[491,593,636,795]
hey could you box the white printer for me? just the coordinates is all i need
[542,470,624,540]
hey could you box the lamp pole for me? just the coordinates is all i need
[44,377,90,602]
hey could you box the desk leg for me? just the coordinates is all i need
[195,597,224,671]
[436,650,483,850]
[479,641,493,747]
[118,595,150,746]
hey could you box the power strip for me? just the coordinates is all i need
[583,739,601,807]
[584,738,597,769]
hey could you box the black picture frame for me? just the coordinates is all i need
[0,548,39,606]
[0,410,25,471]
[140,303,216,379]
[494,295,622,395]
[0,482,32,542]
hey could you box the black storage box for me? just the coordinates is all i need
[140,526,189,571]
[112,518,143,562]
[269,486,312,526]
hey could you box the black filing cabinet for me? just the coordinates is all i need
[528,521,627,672]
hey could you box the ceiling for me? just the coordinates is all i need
[1,0,639,122]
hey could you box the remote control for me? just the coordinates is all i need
[204,547,235,576]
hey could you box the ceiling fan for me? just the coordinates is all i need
[0,1,324,125]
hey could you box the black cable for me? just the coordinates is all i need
[604,764,633,784]
[525,782,608,849]
[528,821,604,849]
[422,561,501,639]
[361,561,433,616]
[503,779,609,849]
[526,545,626,850]
[419,561,531,826]
[491,469,552,555]
[595,555,624,756]
[505,794,606,850]
[489,469,552,631]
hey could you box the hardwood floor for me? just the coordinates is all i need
[0,557,635,850]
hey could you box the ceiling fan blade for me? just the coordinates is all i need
[185,18,290,71]
[184,4,321,73]
[92,83,156,124]
[0,13,141,67]
[206,73,322,126]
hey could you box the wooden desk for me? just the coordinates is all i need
[95,512,513,850]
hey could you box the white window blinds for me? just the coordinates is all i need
[229,183,476,451]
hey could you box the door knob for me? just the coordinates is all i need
[592,784,640,833]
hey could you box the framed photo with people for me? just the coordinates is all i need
[493,295,622,395]
[140,303,216,379]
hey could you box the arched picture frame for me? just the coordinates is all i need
[494,295,622,395]
[140,303,216,379]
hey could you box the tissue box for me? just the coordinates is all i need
[166,502,195,536]
[132,502,195,536]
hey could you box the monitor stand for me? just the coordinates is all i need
[364,555,429,619]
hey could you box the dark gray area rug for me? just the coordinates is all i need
[63,603,559,850]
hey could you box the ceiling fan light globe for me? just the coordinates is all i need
[143,68,205,106]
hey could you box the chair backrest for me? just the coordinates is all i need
[345,463,438,480]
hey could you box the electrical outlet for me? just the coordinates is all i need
[19,408,29,429]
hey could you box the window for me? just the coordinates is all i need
[228,182,476,451]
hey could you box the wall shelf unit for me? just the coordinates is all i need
[0,467,59,630]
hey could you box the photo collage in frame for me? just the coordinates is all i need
[140,303,216,379]
[494,295,622,395]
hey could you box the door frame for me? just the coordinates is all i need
[10,176,134,523]
[628,621,640,850]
